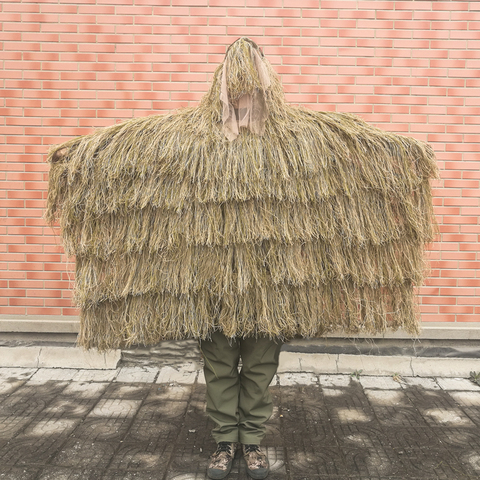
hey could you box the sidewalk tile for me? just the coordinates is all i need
[62,382,109,398]
[423,408,475,426]
[37,468,100,479]
[89,399,142,418]
[72,369,118,383]
[114,367,159,383]
[27,368,79,384]
[364,389,406,406]
[196,370,205,384]
[156,365,198,384]
[436,377,480,391]
[319,374,351,387]
[401,376,441,389]
[2,358,480,480]
[278,372,318,386]
[448,391,480,406]
[0,367,38,380]
[359,375,402,389]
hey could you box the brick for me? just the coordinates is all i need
[10,297,44,306]
[320,0,357,7]
[284,0,320,6]
[457,314,480,322]
[26,307,62,315]
[458,297,480,305]
[321,19,355,28]
[4,23,42,34]
[4,3,40,12]
[9,279,43,289]
[26,289,62,298]
[392,1,432,10]
[357,58,392,68]
[459,260,480,270]
[0,307,26,315]
[170,0,209,5]
[44,280,73,289]
[440,306,475,314]
[433,1,469,11]
[440,286,475,296]
[374,86,411,96]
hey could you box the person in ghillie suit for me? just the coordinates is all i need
[46,37,438,479]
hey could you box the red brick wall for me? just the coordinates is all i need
[1,1,479,324]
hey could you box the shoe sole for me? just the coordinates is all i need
[246,466,269,479]
[207,466,232,480]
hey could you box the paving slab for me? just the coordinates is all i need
[401,376,441,390]
[114,366,159,383]
[0,467,41,479]
[36,468,100,479]
[448,390,480,406]
[436,376,480,391]
[364,388,406,406]
[318,374,352,388]
[0,368,38,380]
[359,375,403,390]
[71,369,117,383]
[0,379,25,397]
[156,365,198,384]
[27,368,81,384]
[1,363,480,479]
[277,372,319,386]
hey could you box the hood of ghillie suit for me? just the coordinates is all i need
[45,37,439,351]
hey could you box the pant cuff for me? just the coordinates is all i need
[212,434,239,444]
[238,434,265,445]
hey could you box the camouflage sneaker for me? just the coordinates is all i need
[207,442,237,479]
[242,444,269,479]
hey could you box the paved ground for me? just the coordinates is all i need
[1,363,480,480]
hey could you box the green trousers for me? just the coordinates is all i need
[200,331,283,445]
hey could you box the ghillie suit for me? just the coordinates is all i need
[45,38,438,351]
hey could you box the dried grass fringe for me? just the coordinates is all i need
[45,40,438,350]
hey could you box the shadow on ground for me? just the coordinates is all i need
[1,371,480,479]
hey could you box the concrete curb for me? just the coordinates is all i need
[2,346,480,377]
[278,351,480,378]
[8,365,480,389]
[0,346,121,369]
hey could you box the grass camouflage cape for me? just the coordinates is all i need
[45,38,438,351]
